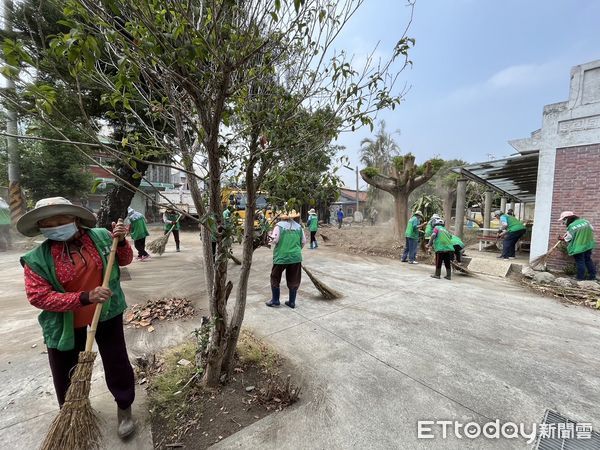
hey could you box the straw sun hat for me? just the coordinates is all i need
[16,197,96,237]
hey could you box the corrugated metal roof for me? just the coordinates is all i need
[452,152,539,203]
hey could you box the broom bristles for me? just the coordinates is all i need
[451,261,474,276]
[302,265,342,300]
[147,234,169,255]
[40,351,101,450]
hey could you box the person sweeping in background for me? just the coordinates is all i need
[558,211,596,280]
[427,218,454,280]
[307,208,319,249]
[494,210,526,260]
[163,207,181,252]
[266,210,306,309]
[126,206,150,260]
[401,210,424,264]
[17,197,136,439]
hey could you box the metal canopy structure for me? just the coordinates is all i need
[452,152,539,203]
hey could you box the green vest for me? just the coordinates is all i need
[273,223,303,265]
[503,215,525,233]
[567,219,596,256]
[405,216,420,239]
[21,228,127,351]
[433,226,454,252]
[0,207,9,225]
[129,217,149,240]
[308,214,318,232]
[450,234,464,248]
[424,221,434,239]
[164,212,180,231]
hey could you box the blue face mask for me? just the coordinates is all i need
[39,222,79,241]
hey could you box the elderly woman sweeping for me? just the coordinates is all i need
[266,210,306,309]
[17,197,136,439]
[126,206,150,260]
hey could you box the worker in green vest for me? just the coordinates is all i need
[17,197,136,439]
[163,208,181,252]
[424,213,440,241]
[307,208,319,249]
[427,218,454,280]
[266,210,306,309]
[0,196,10,251]
[401,210,424,264]
[494,210,526,260]
[558,211,596,280]
[126,207,150,260]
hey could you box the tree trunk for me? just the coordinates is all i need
[221,159,257,377]
[201,72,231,388]
[97,161,148,229]
[393,192,408,240]
[443,189,456,231]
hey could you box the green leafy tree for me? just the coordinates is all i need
[10,0,415,387]
[20,123,93,203]
[361,154,444,239]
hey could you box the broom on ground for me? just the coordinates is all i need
[451,261,475,276]
[40,229,121,450]
[530,240,562,269]
[302,265,342,300]
[229,253,242,265]
[148,214,182,255]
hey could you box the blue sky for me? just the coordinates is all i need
[334,0,600,188]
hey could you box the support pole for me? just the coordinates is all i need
[455,178,467,238]
[355,166,359,215]
[3,0,25,224]
[484,190,493,236]
[500,197,507,213]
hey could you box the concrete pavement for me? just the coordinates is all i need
[219,246,600,449]
[2,232,599,449]
[0,230,208,450]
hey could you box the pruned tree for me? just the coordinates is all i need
[361,154,443,238]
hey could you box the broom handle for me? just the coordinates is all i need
[85,224,121,353]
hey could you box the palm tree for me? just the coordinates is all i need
[360,121,400,212]
[359,121,400,175]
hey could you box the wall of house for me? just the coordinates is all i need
[546,144,600,270]
[512,60,600,265]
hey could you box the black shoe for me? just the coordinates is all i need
[444,275,451,280]
[430,274,441,279]
[266,300,280,307]
[284,301,295,309]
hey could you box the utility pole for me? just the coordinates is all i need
[355,165,359,214]
[2,0,25,223]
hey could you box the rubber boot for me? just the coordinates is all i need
[430,267,441,279]
[314,240,318,248]
[444,270,451,280]
[266,287,281,307]
[285,288,297,309]
[176,244,180,252]
[117,406,136,439]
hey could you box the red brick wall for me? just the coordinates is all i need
[547,144,600,271]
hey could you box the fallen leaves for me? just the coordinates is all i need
[124,297,196,330]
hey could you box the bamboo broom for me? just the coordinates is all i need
[302,265,342,300]
[530,240,562,269]
[148,214,182,255]
[40,228,121,450]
